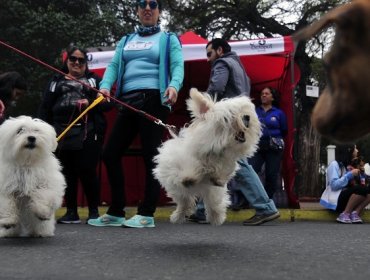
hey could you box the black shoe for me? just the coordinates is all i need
[242,212,280,226]
[186,213,209,224]
[86,208,100,223]
[57,210,81,224]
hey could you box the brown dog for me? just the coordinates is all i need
[293,0,370,142]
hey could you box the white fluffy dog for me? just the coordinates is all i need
[153,88,261,225]
[0,116,66,237]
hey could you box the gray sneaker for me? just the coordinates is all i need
[243,212,280,226]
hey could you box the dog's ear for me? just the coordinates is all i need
[188,88,214,117]
[292,1,357,42]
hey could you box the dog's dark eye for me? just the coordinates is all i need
[242,115,250,127]
[17,127,25,134]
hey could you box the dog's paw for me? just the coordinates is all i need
[207,211,227,226]
[0,217,18,229]
[35,215,51,221]
[32,205,53,221]
[170,212,186,224]
[182,178,196,187]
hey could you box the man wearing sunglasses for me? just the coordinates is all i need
[88,0,184,229]
[189,38,280,226]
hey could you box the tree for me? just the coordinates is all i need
[0,0,134,115]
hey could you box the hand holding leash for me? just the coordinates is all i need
[164,86,178,105]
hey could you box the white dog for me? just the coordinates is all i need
[153,88,261,225]
[0,116,66,237]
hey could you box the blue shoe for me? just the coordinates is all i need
[122,215,155,228]
[87,214,125,227]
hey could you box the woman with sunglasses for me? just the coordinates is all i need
[39,46,111,224]
[88,0,184,228]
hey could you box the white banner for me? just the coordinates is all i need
[88,37,286,70]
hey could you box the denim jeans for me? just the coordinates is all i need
[196,159,277,215]
[233,159,278,215]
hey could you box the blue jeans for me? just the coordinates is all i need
[233,159,278,215]
[196,159,277,215]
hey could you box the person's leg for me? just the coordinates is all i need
[336,188,359,223]
[264,149,283,199]
[354,194,370,215]
[122,93,169,228]
[235,159,278,214]
[343,194,366,214]
[57,150,81,223]
[103,111,139,217]
[136,98,169,217]
[79,133,103,219]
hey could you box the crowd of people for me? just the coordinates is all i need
[1,0,368,228]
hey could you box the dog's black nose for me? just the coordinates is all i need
[28,136,36,143]
[242,115,250,127]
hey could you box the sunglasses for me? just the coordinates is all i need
[206,51,213,58]
[138,0,158,10]
[68,56,86,64]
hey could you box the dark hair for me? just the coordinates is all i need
[0,71,27,104]
[262,86,280,107]
[135,0,162,10]
[206,38,231,54]
[61,46,89,75]
[336,144,357,167]
[350,156,364,168]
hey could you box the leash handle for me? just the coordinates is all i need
[56,95,104,141]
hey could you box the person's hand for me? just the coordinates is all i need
[99,89,111,102]
[351,168,360,176]
[164,87,178,106]
[76,99,89,109]
[0,100,5,118]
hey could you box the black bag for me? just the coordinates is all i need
[119,91,146,110]
[269,137,284,150]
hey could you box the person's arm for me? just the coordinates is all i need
[207,60,229,99]
[327,161,354,191]
[38,78,58,124]
[0,99,5,118]
[165,34,184,104]
[99,37,126,92]
[168,34,184,93]
[279,110,288,137]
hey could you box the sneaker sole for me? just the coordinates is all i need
[122,224,155,228]
[243,212,280,226]
[87,221,124,227]
[336,219,352,224]
[57,220,81,224]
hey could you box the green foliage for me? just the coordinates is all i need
[0,0,133,116]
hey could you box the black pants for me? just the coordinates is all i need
[249,147,284,199]
[57,132,103,211]
[103,91,169,217]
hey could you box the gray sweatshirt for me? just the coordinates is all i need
[207,51,251,101]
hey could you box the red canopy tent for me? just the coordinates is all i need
[85,31,301,208]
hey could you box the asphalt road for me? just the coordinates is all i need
[1,221,370,280]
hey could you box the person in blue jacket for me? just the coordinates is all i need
[249,87,288,199]
[88,0,184,228]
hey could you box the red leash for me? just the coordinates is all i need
[0,40,177,133]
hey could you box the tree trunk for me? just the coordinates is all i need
[295,110,322,198]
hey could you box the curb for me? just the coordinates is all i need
[56,207,370,223]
